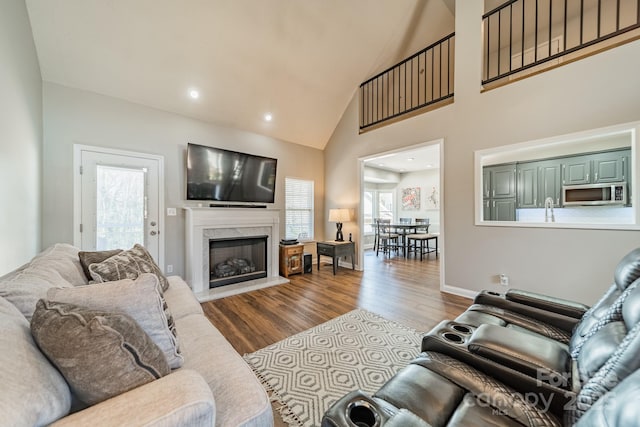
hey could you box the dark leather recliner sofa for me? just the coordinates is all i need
[322,248,640,427]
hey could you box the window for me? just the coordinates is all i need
[285,177,314,240]
[363,189,394,234]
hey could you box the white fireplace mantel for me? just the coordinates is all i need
[184,207,287,302]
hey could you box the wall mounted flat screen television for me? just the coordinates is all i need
[186,143,277,203]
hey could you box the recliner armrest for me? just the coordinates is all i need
[467,324,571,389]
[473,291,582,332]
[506,289,589,319]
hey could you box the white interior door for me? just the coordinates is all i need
[75,146,164,265]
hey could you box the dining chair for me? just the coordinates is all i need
[376,219,399,257]
[407,231,438,261]
[414,218,430,233]
[372,218,381,252]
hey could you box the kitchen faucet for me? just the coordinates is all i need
[544,197,555,222]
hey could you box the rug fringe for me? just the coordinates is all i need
[243,355,305,427]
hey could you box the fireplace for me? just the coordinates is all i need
[184,207,287,302]
[209,236,268,288]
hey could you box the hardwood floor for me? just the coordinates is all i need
[202,250,472,355]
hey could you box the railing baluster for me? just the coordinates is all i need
[598,0,602,38]
[535,0,539,62]
[580,0,584,45]
[549,0,552,58]
[510,4,513,71]
[564,0,568,51]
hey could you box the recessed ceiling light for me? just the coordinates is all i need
[407,157,415,161]
[264,113,273,122]
[378,163,384,166]
[189,89,199,99]
[426,163,433,168]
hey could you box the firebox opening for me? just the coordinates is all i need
[209,235,268,288]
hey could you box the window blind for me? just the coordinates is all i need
[285,177,314,240]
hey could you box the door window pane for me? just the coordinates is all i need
[363,191,373,234]
[379,192,394,221]
[96,165,145,250]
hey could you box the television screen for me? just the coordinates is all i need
[186,143,277,203]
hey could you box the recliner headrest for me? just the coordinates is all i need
[614,247,640,291]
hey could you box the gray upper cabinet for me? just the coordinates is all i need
[517,162,538,208]
[538,161,562,207]
[562,149,630,185]
[563,155,591,185]
[516,160,561,208]
[592,151,627,183]
[483,164,516,220]
[490,164,516,198]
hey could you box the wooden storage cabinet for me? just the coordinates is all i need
[279,244,304,278]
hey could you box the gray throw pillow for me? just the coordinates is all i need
[88,244,169,292]
[47,273,183,369]
[30,299,170,406]
[78,249,122,281]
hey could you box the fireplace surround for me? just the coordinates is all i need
[184,207,287,301]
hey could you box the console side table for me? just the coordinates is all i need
[316,241,355,275]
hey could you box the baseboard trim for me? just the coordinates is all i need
[441,284,478,300]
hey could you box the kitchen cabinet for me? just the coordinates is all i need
[483,163,516,220]
[492,198,517,221]
[538,161,563,207]
[563,155,591,185]
[562,149,630,185]
[517,162,538,208]
[592,151,627,183]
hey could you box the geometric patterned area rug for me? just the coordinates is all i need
[243,309,423,427]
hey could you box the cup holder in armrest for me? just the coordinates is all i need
[441,332,465,344]
[346,400,380,427]
[451,324,472,334]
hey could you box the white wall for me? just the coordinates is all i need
[396,169,440,233]
[324,1,640,304]
[0,0,42,273]
[42,83,324,278]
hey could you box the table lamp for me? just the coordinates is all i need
[328,208,351,241]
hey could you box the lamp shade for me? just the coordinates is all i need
[328,208,351,223]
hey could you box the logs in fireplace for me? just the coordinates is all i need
[209,236,268,288]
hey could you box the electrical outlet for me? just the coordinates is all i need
[166,264,173,273]
[167,208,177,216]
[499,274,509,287]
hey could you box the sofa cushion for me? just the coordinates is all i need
[0,243,87,320]
[88,244,169,292]
[31,299,171,406]
[0,296,72,425]
[176,313,273,426]
[47,273,183,369]
[78,249,122,281]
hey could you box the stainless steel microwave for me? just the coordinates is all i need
[562,182,627,206]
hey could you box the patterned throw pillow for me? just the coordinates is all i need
[47,273,183,369]
[88,244,169,292]
[78,249,122,282]
[30,299,170,406]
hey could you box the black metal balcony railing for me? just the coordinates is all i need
[359,33,455,131]
[483,0,640,85]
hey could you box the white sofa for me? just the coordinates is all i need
[0,244,273,427]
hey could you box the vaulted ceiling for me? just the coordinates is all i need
[25,0,455,149]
